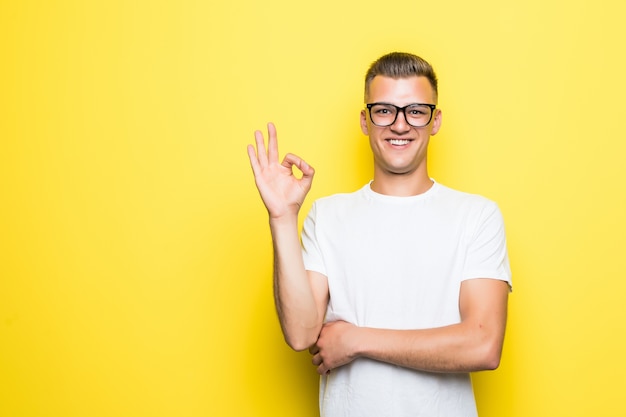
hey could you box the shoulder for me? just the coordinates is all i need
[310,184,368,210]
[434,182,498,209]
[302,185,369,228]
[431,183,506,233]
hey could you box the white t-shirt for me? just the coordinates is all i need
[301,181,512,417]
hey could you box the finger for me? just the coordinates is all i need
[282,153,314,173]
[283,153,315,189]
[317,363,329,375]
[311,354,322,367]
[309,345,319,355]
[246,144,262,177]
[254,129,268,168]
[267,122,279,164]
[298,157,315,190]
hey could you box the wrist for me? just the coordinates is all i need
[349,325,369,360]
[353,327,379,360]
[269,212,299,227]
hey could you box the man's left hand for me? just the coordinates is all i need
[309,320,360,375]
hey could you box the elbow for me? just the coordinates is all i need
[287,341,311,352]
[476,339,504,371]
[481,352,502,371]
[284,333,318,352]
[279,317,323,352]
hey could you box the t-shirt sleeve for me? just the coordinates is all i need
[461,201,512,289]
[301,202,327,276]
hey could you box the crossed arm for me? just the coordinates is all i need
[309,278,509,375]
[248,123,510,376]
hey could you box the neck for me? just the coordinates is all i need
[370,169,433,197]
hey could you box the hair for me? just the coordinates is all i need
[364,52,438,103]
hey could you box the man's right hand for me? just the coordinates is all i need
[247,122,315,218]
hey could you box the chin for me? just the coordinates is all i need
[379,165,419,176]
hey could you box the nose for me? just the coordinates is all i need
[390,109,411,133]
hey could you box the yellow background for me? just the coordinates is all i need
[2,1,625,416]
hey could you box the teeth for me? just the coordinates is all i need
[389,139,410,145]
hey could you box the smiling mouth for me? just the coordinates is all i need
[387,139,412,146]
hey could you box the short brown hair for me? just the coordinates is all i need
[364,52,438,103]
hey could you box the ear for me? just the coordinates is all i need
[360,109,369,135]
[430,108,443,136]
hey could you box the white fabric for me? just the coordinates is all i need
[301,181,512,417]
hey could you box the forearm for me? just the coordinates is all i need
[357,279,508,373]
[355,321,504,373]
[270,215,323,351]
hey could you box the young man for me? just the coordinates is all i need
[247,52,512,417]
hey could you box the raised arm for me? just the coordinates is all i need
[247,123,328,351]
[311,278,509,374]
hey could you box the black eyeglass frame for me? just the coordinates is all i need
[366,102,437,128]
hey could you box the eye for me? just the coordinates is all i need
[371,104,395,116]
[407,106,427,115]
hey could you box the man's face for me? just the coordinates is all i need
[360,75,442,178]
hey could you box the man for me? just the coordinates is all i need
[247,52,512,417]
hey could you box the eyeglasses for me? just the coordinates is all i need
[366,102,436,128]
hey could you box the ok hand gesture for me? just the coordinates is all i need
[247,123,315,219]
